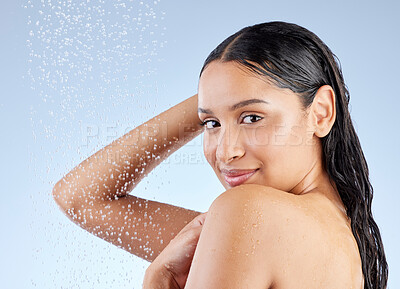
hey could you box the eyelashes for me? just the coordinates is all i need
[201,119,220,129]
[200,114,263,129]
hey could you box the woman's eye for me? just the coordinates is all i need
[202,115,262,129]
[202,120,221,129]
[242,115,263,124]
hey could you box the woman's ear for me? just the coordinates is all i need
[310,85,336,138]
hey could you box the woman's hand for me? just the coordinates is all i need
[144,212,208,289]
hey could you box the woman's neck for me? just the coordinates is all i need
[289,159,347,218]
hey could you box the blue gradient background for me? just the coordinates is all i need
[1,0,399,288]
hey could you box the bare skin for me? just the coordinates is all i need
[180,184,364,289]
[52,93,205,262]
[143,212,208,289]
[53,60,364,288]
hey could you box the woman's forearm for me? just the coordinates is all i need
[53,94,204,208]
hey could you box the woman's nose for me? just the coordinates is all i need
[215,125,245,163]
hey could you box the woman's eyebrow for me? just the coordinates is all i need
[198,98,269,114]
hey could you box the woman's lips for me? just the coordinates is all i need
[222,169,258,187]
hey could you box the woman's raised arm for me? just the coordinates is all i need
[52,94,205,262]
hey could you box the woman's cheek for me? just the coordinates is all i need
[249,126,271,147]
[245,123,279,148]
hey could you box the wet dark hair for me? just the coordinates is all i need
[199,21,388,289]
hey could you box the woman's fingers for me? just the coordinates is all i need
[195,212,207,225]
[146,211,208,288]
[175,212,207,237]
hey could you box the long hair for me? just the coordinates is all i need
[199,21,388,289]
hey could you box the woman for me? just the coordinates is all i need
[53,21,388,288]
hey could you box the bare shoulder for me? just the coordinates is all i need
[210,183,297,213]
[208,184,364,289]
[186,184,286,288]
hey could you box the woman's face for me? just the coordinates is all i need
[198,61,320,193]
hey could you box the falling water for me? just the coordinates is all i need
[26,0,169,288]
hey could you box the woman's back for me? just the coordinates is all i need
[184,184,364,289]
[270,189,364,289]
